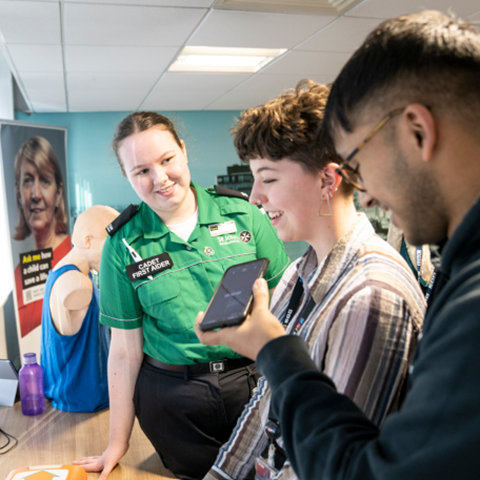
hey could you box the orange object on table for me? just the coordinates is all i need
[6,464,87,480]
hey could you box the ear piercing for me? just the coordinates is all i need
[318,191,333,217]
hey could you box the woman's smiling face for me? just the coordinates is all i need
[18,161,61,236]
[118,127,192,224]
[249,157,323,244]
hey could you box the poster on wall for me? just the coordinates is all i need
[0,120,70,360]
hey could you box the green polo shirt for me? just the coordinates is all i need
[99,184,289,365]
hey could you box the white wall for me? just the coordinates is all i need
[0,47,15,361]
[0,46,13,120]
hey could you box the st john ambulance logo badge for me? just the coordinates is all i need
[239,231,252,244]
[204,246,215,256]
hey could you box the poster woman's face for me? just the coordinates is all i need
[17,161,62,236]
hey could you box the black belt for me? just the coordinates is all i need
[144,354,254,374]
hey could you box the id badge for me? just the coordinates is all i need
[255,456,278,480]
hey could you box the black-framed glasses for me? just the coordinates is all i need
[336,107,406,192]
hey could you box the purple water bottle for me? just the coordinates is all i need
[19,353,46,416]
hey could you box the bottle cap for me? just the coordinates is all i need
[23,352,37,365]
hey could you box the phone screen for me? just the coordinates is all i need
[199,258,269,331]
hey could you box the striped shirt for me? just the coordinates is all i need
[205,213,425,480]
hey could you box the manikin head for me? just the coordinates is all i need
[72,205,119,272]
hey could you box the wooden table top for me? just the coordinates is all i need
[0,401,175,480]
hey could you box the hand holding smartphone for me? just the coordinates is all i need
[198,258,269,331]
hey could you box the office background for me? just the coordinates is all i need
[1,0,479,366]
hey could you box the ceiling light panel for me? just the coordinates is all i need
[169,46,286,73]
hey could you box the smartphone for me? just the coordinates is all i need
[199,258,270,331]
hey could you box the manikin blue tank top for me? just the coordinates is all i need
[41,264,110,412]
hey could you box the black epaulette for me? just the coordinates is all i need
[211,185,250,201]
[106,204,139,237]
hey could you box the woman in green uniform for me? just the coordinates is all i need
[74,112,289,480]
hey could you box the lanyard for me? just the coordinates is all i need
[416,246,436,302]
[415,246,422,283]
[265,276,315,467]
[281,277,316,335]
[425,269,436,303]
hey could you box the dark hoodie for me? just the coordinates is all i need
[258,194,480,480]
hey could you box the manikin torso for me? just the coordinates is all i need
[49,251,93,335]
[48,206,118,336]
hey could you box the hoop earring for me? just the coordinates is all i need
[317,193,333,217]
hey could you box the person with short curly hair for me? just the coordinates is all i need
[199,12,480,480]
[197,80,425,480]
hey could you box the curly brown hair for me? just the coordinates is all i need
[232,80,353,195]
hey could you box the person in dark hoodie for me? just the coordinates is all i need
[195,10,480,480]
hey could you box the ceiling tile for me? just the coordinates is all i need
[206,90,271,110]
[67,72,160,111]
[206,73,332,110]
[0,1,60,44]
[238,72,332,91]
[155,72,250,90]
[64,0,213,5]
[187,9,337,49]
[19,72,66,112]
[64,4,207,46]
[296,16,382,52]
[261,50,350,76]
[346,0,480,20]
[65,46,179,73]
[466,10,480,25]
[141,72,250,110]
[7,44,63,72]
[142,90,225,110]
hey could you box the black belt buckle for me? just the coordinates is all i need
[210,360,225,373]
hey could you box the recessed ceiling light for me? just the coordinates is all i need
[168,46,287,73]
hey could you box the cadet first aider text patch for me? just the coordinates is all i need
[125,252,173,282]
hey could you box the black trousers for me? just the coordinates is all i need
[134,360,260,480]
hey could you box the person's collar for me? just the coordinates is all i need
[309,213,371,304]
[196,183,241,225]
[140,203,171,240]
[437,192,480,276]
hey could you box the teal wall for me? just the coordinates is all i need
[15,110,243,216]
[15,109,308,261]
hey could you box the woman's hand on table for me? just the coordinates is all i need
[73,443,128,480]
[195,278,286,360]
